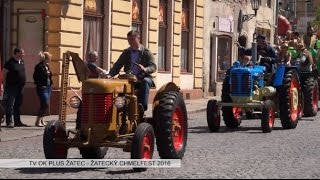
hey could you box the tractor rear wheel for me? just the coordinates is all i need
[153,91,188,159]
[221,78,242,128]
[43,120,68,159]
[279,70,300,129]
[301,76,318,117]
[131,123,155,172]
[206,100,220,132]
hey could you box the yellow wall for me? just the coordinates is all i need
[14,0,204,91]
[48,0,83,88]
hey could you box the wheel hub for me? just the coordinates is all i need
[142,134,152,159]
[172,119,182,132]
[291,88,299,110]
[172,107,184,150]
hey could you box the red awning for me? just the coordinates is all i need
[278,15,292,36]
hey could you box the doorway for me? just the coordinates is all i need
[17,9,45,115]
[17,9,45,83]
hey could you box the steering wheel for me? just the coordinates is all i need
[118,71,138,82]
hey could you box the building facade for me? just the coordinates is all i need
[203,0,277,97]
[279,0,320,33]
[0,0,204,115]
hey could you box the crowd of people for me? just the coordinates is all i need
[236,25,320,74]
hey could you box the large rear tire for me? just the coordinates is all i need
[43,120,68,159]
[153,91,188,159]
[279,70,300,129]
[221,78,242,128]
[301,76,318,117]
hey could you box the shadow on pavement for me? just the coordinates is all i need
[188,126,283,134]
[106,169,139,175]
[16,168,99,174]
[299,118,315,121]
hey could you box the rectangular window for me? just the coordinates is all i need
[267,0,272,8]
[181,0,190,73]
[158,0,168,71]
[306,1,314,16]
[83,0,104,66]
[181,31,189,72]
[132,0,143,40]
[216,36,232,82]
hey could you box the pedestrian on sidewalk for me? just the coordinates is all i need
[3,47,28,128]
[33,51,53,127]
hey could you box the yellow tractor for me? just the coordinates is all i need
[43,51,188,172]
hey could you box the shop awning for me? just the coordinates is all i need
[278,15,292,36]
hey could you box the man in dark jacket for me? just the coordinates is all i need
[3,48,28,128]
[108,30,157,111]
[237,35,278,72]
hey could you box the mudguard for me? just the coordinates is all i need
[273,65,299,87]
[273,64,286,87]
[152,82,180,110]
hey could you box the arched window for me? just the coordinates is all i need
[158,0,168,71]
[83,0,104,66]
[132,0,143,39]
[181,0,190,72]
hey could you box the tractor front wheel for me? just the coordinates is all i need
[43,120,68,159]
[131,123,155,172]
[261,100,275,133]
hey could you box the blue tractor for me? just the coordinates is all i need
[207,55,302,133]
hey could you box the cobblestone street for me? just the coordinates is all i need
[1,112,320,179]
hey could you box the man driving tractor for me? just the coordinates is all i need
[107,30,157,111]
[237,34,278,71]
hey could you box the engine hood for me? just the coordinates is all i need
[82,79,132,94]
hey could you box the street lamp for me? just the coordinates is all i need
[242,0,261,22]
[250,0,261,66]
[251,0,261,16]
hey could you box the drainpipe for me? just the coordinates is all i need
[274,0,279,45]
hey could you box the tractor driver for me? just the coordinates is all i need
[237,35,278,71]
[256,35,278,72]
[107,30,157,111]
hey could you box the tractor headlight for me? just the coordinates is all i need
[261,87,276,97]
[114,96,126,109]
[69,96,81,108]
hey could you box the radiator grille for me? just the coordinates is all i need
[81,93,113,124]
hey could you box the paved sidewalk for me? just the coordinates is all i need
[0,96,220,142]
